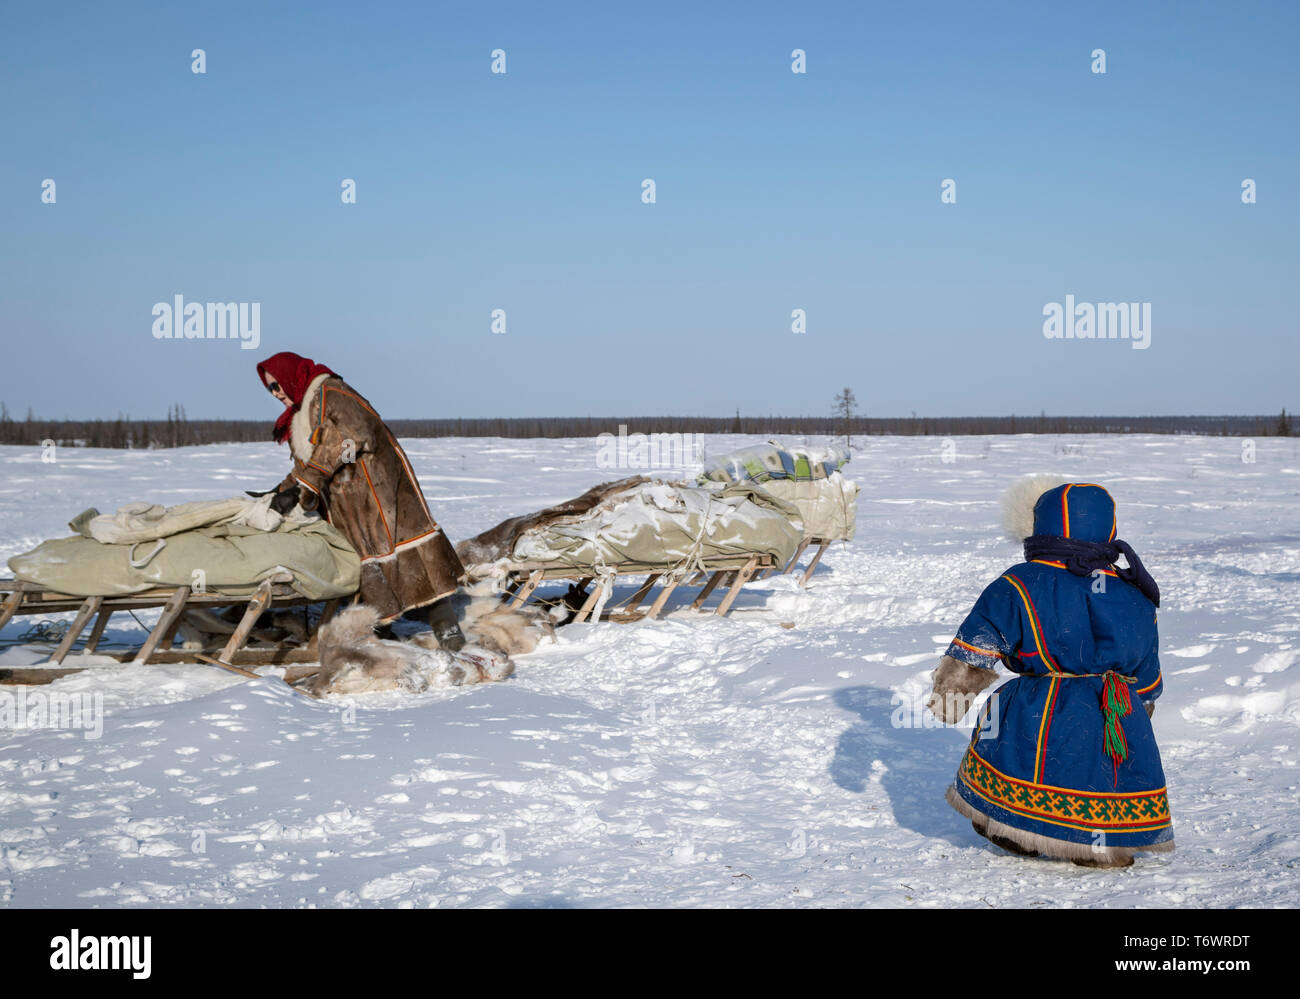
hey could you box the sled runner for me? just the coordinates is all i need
[500,551,779,622]
[0,574,349,682]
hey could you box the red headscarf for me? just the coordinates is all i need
[256,352,337,444]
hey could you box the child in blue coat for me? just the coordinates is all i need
[927,480,1174,867]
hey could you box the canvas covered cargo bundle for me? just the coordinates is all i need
[699,442,859,541]
[7,496,360,601]
[456,476,804,578]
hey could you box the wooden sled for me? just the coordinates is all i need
[0,573,350,686]
[498,552,778,623]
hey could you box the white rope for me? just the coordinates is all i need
[673,487,718,580]
[128,538,167,568]
[584,567,615,624]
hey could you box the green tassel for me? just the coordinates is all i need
[1101,672,1132,785]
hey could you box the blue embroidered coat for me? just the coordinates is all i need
[945,484,1174,852]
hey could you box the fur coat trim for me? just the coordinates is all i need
[947,784,1175,864]
[289,373,332,464]
[948,738,1173,852]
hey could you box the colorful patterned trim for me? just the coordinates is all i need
[957,745,1171,834]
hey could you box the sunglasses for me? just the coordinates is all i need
[266,381,282,394]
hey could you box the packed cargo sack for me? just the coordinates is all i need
[699,442,859,541]
[457,476,803,580]
[8,495,360,600]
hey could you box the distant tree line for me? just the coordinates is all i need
[0,402,1293,449]
[0,402,267,449]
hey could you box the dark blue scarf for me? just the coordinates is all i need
[1023,534,1161,608]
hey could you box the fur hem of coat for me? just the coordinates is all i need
[364,532,463,623]
[946,784,1176,864]
[359,539,462,624]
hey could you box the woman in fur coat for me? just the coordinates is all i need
[256,351,466,647]
[927,480,1174,868]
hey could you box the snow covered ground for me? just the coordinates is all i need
[1,433,1297,908]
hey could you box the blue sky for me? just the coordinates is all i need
[1,0,1296,421]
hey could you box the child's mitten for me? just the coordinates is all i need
[927,655,998,723]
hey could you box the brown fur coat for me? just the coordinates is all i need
[279,374,464,622]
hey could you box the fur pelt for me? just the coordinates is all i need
[305,604,510,696]
[455,476,650,573]
[304,594,558,697]
[948,785,1175,866]
[1000,474,1068,543]
[441,586,558,657]
[927,655,999,723]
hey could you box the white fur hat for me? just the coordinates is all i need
[1000,475,1068,543]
